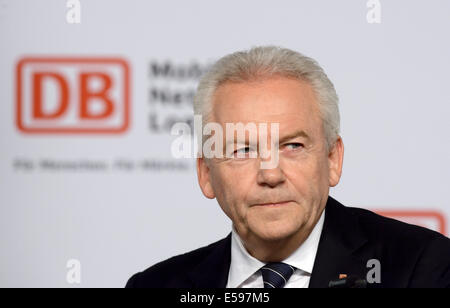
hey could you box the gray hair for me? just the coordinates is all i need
[193,45,340,151]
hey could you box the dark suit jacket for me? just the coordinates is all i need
[126,196,450,288]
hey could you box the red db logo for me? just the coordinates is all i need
[375,210,447,236]
[16,57,130,134]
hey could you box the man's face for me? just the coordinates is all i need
[197,76,343,243]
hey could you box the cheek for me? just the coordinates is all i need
[210,164,255,219]
[285,156,328,197]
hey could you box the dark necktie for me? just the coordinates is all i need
[261,262,296,288]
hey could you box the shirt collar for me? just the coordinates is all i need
[227,209,325,288]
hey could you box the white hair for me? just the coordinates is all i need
[193,45,340,150]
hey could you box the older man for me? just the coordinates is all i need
[126,46,450,288]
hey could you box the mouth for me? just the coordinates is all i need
[253,201,293,207]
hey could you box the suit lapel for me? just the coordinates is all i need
[309,196,369,288]
[187,233,232,288]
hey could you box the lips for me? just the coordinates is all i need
[254,201,292,207]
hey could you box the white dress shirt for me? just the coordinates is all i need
[226,209,325,288]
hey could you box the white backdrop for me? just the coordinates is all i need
[0,0,449,287]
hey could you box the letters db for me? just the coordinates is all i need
[16,57,130,134]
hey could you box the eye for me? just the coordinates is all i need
[234,147,248,153]
[284,143,304,151]
[233,147,250,155]
[232,146,256,158]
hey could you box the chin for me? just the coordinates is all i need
[252,221,300,242]
[247,207,306,240]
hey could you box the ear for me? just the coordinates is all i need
[328,136,344,187]
[196,157,216,199]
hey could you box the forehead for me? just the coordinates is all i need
[211,76,323,135]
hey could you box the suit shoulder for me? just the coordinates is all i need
[327,200,450,287]
[126,235,229,288]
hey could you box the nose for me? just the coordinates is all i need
[256,162,286,188]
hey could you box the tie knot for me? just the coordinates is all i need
[261,262,296,288]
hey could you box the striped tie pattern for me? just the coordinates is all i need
[261,262,296,288]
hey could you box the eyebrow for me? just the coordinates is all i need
[278,129,311,144]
